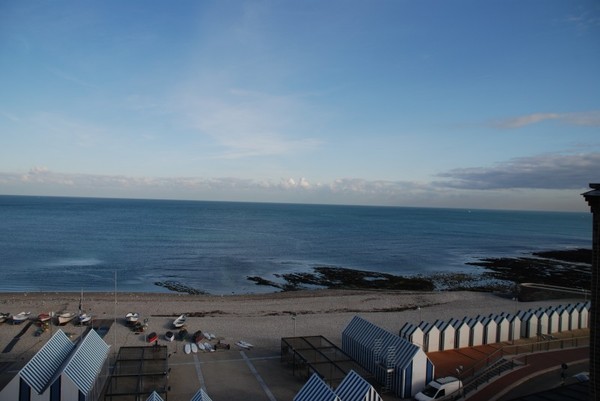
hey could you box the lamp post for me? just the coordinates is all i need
[292,313,297,337]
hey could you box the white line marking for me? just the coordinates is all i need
[241,350,277,401]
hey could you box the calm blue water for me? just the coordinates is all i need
[0,195,592,294]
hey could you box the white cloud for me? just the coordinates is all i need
[492,110,600,129]
[174,88,322,159]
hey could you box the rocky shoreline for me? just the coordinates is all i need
[152,248,592,295]
[245,248,592,293]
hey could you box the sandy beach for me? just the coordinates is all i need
[0,289,587,400]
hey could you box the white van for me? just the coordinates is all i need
[414,376,463,400]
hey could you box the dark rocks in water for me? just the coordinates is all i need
[532,248,592,264]
[154,281,207,295]
[248,266,434,292]
[248,248,592,295]
[467,248,592,290]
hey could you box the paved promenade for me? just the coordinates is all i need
[465,346,589,401]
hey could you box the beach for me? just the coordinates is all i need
[0,289,587,400]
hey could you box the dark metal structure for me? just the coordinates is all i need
[281,335,371,388]
[104,345,169,401]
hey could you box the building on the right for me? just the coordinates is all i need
[582,183,600,401]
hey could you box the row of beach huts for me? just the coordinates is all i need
[399,301,590,352]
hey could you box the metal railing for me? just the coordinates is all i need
[458,334,588,398]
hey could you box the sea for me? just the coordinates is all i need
[0,195,592,294]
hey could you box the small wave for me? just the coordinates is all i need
[45,258,103,267]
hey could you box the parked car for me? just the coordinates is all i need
[414,376,463,401]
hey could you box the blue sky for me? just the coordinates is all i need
[1,0,599,211]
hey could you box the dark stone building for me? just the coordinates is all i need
[582,183,600,400]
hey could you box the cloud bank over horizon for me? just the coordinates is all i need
[1,150,596,212]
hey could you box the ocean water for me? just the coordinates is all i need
[0,195,592,294]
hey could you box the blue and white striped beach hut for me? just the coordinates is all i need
[334,370,383,401]
[190,388,214,401]
[0,329,110,401]
[294,373,340,401]
[342,316,434,398]
[146,391,165,401]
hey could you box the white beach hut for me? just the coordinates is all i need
[568,304,581,330]
[494,315,510,343]
[404,325,426,349]
[454,319,471,349]
[557,306,570,332]
[578,302,590,329]
[342,316,435,399]
[546,307,560,334]
[507,314,521,342]
[421,322,441,352]
[535,309,549,335]
[438,321,456,351]
[467,317,484,347]
[481,316,498,345]
[520,311,539,338]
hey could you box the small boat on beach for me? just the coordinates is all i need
[203,342,214,352]
[173,314,186,328]
[57,312,76,325]
[37,313,51,323]
[0,313,11,323]
[236,340,253,350]
[78,313,92,325]
[147,332,158,343]
[193,330,204,343]
[184,343,191,354]
[12,312,30,324]
[125,312,139,324]
[191,343,198,353]
[165,331,175,342]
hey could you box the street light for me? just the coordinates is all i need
[292,313,297,337]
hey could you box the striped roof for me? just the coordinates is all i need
[294,373,340,401]
[335,370,382,401]
[20,330,75,394]
[342,316,420,370]
[146,391,165,401]
[190,388,214,401]
[63,329,110,395]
